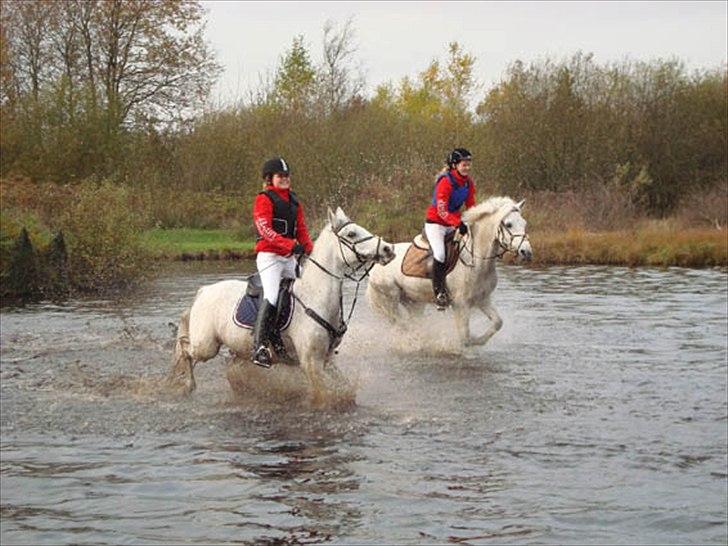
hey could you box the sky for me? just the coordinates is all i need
[202,1,728,105]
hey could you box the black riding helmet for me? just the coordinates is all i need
[447,148,472,167]
[261,157,290,180]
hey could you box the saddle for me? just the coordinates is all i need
[401,229,462,279]
[233,274,294,330]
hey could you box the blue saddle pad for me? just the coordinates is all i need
[233,286,294,330]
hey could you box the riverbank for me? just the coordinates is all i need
[141,228,255,260]
[142,227,727,267]
[527,228,728,267]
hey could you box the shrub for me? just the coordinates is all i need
[60,180,151,291]
[0,207,52,270]
[0,228,41,303]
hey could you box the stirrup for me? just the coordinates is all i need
[252,345,273,368]
[434,291,450,311]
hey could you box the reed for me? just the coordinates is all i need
[529,228,728,267]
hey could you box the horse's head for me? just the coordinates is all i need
[497,199,532,261]
[464,197,533,262]
[327,207,396,268]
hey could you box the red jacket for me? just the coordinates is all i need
[253,186,314,255]
[425,168,476,226]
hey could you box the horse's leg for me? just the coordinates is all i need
[301,350,328,406]
[409,301,426,318]
[167,307,222,394]
[470,299,503,346]
[366,281,410,325]
[453,304,472,346]
[323,354,351,394]
[167,308,197,394]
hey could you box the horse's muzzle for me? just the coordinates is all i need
[378,244,396,265]
[518,247,533,262]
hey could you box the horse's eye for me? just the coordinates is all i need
[347,230,356,238]
[505,222,512,229]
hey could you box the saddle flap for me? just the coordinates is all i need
[245,273,263,297]
[401,231,461,279]
[234,279,295,330]
[412,233,429,250]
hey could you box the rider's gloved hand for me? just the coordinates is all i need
[457,222,468,236]
[291,243,305,256]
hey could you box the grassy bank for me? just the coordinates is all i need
[526,228,727,267]
[141,228,255,260]
[141,227,727,267]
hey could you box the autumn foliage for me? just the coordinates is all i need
[1,3,726,295]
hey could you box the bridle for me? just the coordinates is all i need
[302,220,386,282]
[332,221,386,282]
[292,221,387,352]
[459,208,530,266]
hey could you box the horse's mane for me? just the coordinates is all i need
[462,196,516,224]
[309,220,340,251]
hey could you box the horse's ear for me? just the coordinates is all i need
[516,199,526,210]
[327,207,339,230]
[335,206,350,223]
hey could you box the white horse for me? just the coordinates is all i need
[366,196,532,347]
[167,207,395,402]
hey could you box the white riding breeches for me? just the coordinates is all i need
[256,252,297,305]
[424,223,455,263]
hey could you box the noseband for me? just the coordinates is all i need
[493,210,530,259]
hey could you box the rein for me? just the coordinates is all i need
[459,208,530,266]
[292,221,384,351]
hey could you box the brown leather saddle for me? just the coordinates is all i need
[400,229,462,279]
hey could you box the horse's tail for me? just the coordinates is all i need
[167,307,196,393]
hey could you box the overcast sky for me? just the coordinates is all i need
[202,1,727,104]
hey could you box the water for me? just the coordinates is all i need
[1,262,726,545]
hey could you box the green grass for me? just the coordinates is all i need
[141,226,728,266]
[141,228,254,257]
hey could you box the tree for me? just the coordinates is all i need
[1,0,220,180]
[272,35,316,112]
[1,0,54,102]
[1,0,221,130]
[373,41,478,126]
[319,18,364,113]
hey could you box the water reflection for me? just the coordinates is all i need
[235,431,363,541]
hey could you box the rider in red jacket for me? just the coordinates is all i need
[253,186,314,256]
[425,148,476,310]
[251,157,313,368]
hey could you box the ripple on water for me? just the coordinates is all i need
[1,263,726,544]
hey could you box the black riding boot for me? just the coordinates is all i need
[268,279,292,361]
[252,298,276,368]
[268,305,290,362]
[432,259,450,310]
